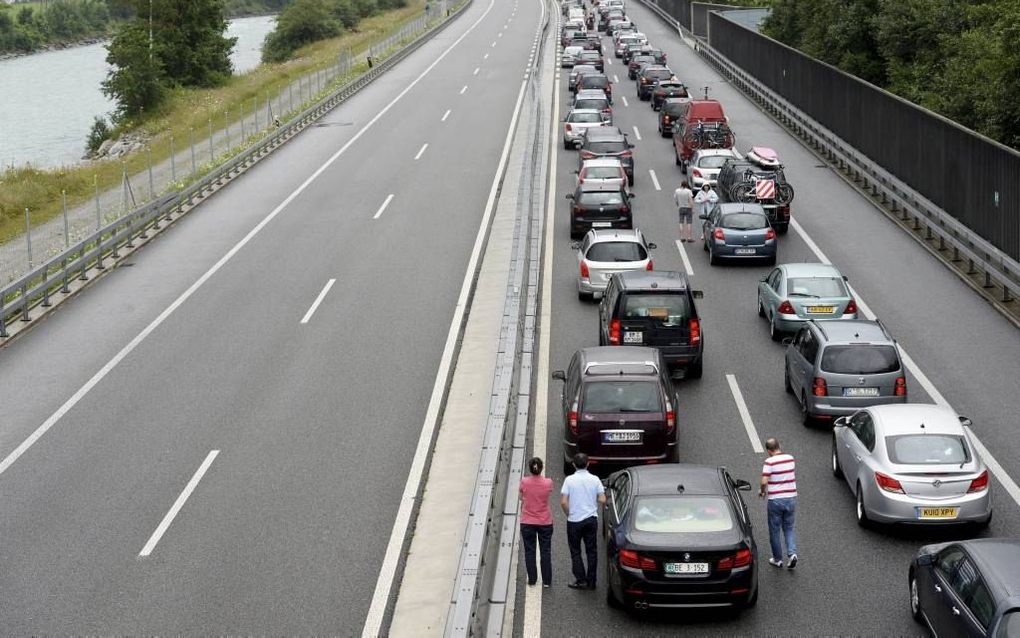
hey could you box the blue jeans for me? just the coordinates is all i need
[767,497,797,561]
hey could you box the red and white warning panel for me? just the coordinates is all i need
[755,179,776,200]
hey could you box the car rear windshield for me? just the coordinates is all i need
[575,99,608,111]
[645,69,672,80]
[583,165,622,179]
[570,112,603,123]
[698,155,731,168]
[633,496,734,533]
[786,276,848,298]
[622,293,688,325]
[820,345,900,374]
[885,434,970,465]
[581,77,609,88]
[586,241,648,262]
[587,141,625,153]
[721,213,768,230]
[578,190,625,206]
[631,56,654,65]
[582,381,661,413]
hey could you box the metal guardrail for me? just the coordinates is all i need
[444,4,551,636]
[0,1,472,341]
[638,0,1019,309]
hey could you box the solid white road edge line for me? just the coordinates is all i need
[372,193,395,219]
[725,375,765,454]
[648,168,661,191]
[139,450,219,557]
[362,42,533,638]
[414,143,429,160]
[674,239,694,277]
[0,0,500,482]
[300,278,336,324]
[791,218,1020,507]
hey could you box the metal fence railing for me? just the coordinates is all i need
[0,0,471,340]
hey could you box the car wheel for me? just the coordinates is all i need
[758,295,766,317]
[909,572,923,622]
[856,483,871,528]
[784,364,793,394]
[831,436,843,478]
[743,586,758,609]
[766,255,777,266]
[800,393,813,427]
[777,223,790,235]
[685,358,702,379]
[578,289,594,302]
[564,139,573,150]
[606,572,623,609]
[976,511,993,531]
[709,248,719,266]
[769,314,782,341]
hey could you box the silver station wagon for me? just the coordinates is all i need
[575,228,656,301]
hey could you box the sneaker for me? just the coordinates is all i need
[528,580,537,586]
[543,583,551,589]
[568,581,588,589]
[787,554,798,569]
[768,558,783,568]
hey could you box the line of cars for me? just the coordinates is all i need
[553,2,1017,633]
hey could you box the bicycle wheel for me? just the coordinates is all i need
[732,182,754,202]
[777,183,795,204]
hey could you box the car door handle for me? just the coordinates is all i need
[934,584,942,593]
[952,606,961,616]
[855,455,861,462]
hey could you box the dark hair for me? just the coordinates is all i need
[529,457,544,475]
[681,180,690,189]
[765,437,780,452]
[573,452,589,469]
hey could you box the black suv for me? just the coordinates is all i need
[552,346,679,475]
[565,184,634,238]
[651,80,689,110]
[636,65,674,101]
[598,271,704,378]
[658,98,687,137]
[577,127,634,184]
[716,159,792,234]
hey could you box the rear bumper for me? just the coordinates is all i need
[865,488,992,525]
[711,243,777,260]
[563,441,676,466]
[775,312,858,333]
[616,566,755,609]
[807,394,906,416]
[659,347,702,373]
[577,277,607,296]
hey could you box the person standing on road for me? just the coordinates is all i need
[694,182,718,241]
[759,437,798,569]
[560,453,606,590]
[673,180,695,243]
[519,457,554,588]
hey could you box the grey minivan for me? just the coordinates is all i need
[785,320,907,425]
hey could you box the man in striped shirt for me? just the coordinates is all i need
[759,437,798,569]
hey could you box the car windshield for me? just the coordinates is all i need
[582,381,661,413]
[698,155,731,168]
[786,276,847,298]
[583,165,622,178]
[587,141,625,153]
[820,345,900,374]
[632,496,734,533]
[570,112,603,123]
[885,434,970,465]
[578,191,625,206]
[720,213,768,230]
[575,99,608,110]
[623,294,688,325]
[586,241,647,262]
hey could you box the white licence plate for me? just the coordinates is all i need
[664,562,709,575]
[734,248,756,255]
[623,331,643,343]
[591,221,612,228]
[602,430,642,443]
[844,387,879,397]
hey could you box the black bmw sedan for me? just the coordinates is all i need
[602,464,758,612]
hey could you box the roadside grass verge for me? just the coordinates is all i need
[0,0,424,247]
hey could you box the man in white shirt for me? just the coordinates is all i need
[759,437,798,568]
[560,453,606,589]
[673,180,695,242]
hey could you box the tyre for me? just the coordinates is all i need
[832,436,843,478]
[578,290,593,302]
[668,444,680,462]
[909,572,923,622]
[606,577,623,609]
[758,296,766,318]
[742,586,758,610]
[976,511,993,531]
[800,393,813,427]
[777,223,790,235]
[686,358,703,379]
[769,314,782,341]
[856,483,871,528]
[784,364,793,394]
[709,249,719,266]
[766,255,777,266]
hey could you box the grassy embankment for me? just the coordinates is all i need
[0,0,425,246]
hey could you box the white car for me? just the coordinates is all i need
[687,148,742,188]
[562,45,584,68]
[575,157,627,189]
[575,228,655,300]
[563,109,610,149]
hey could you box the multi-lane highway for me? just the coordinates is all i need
[0,0,543,631]
[524,0,1020,635]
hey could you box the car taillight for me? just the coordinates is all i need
[665,405,675,433]
[580,261,589,278]
[688,318,700,345]
[712,228,725,241]
[781,204,791,218]
[620,150,632,158]
[895,376,907,396]
[968,470,989,493]
[573,206,582,214]
[645,260,653,271]
[812,377,827,397]
[619,549,656,570]
[777,300,795,314]
[692,168,702,178]
[765,228,776,240]
[569,401,579,436]
[580,151,594,159]
[663,115,670,123]
[609,318,621,345]
[718,548,752,570]
[845,298,858,314]
[875,471,904,494]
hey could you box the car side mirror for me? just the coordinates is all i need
[759,275,768,283]
[915,552,935,567]
[628,143,635,149]
[570,240,582,249]
[733,479,752,491]
[552,370,567,381]
[833,416,848,428]
[781,336,793,345]
[843,275,849,282]
[574,140,584,148]
[698,214,708,220]
[647,242,657,249]
[692,290,704,299]
[565,193,575,200]
[959,416,973,427]
[628,192,636,198]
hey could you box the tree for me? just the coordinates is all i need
[102,22,165,118]
[261,0,341,63]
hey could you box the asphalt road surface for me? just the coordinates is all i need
[529,2,1020,636]
[0,0,543,631]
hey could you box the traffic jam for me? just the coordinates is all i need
[548,0,1019,633]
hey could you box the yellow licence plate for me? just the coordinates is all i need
[806,305,835,314]
[917,507,959,520]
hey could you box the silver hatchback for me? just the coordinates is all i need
[575,228,656,301]
[832,404,991,528]
[758,262,858,340]
[563,108,609,149]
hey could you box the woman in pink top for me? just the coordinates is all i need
[519,457,554,587]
